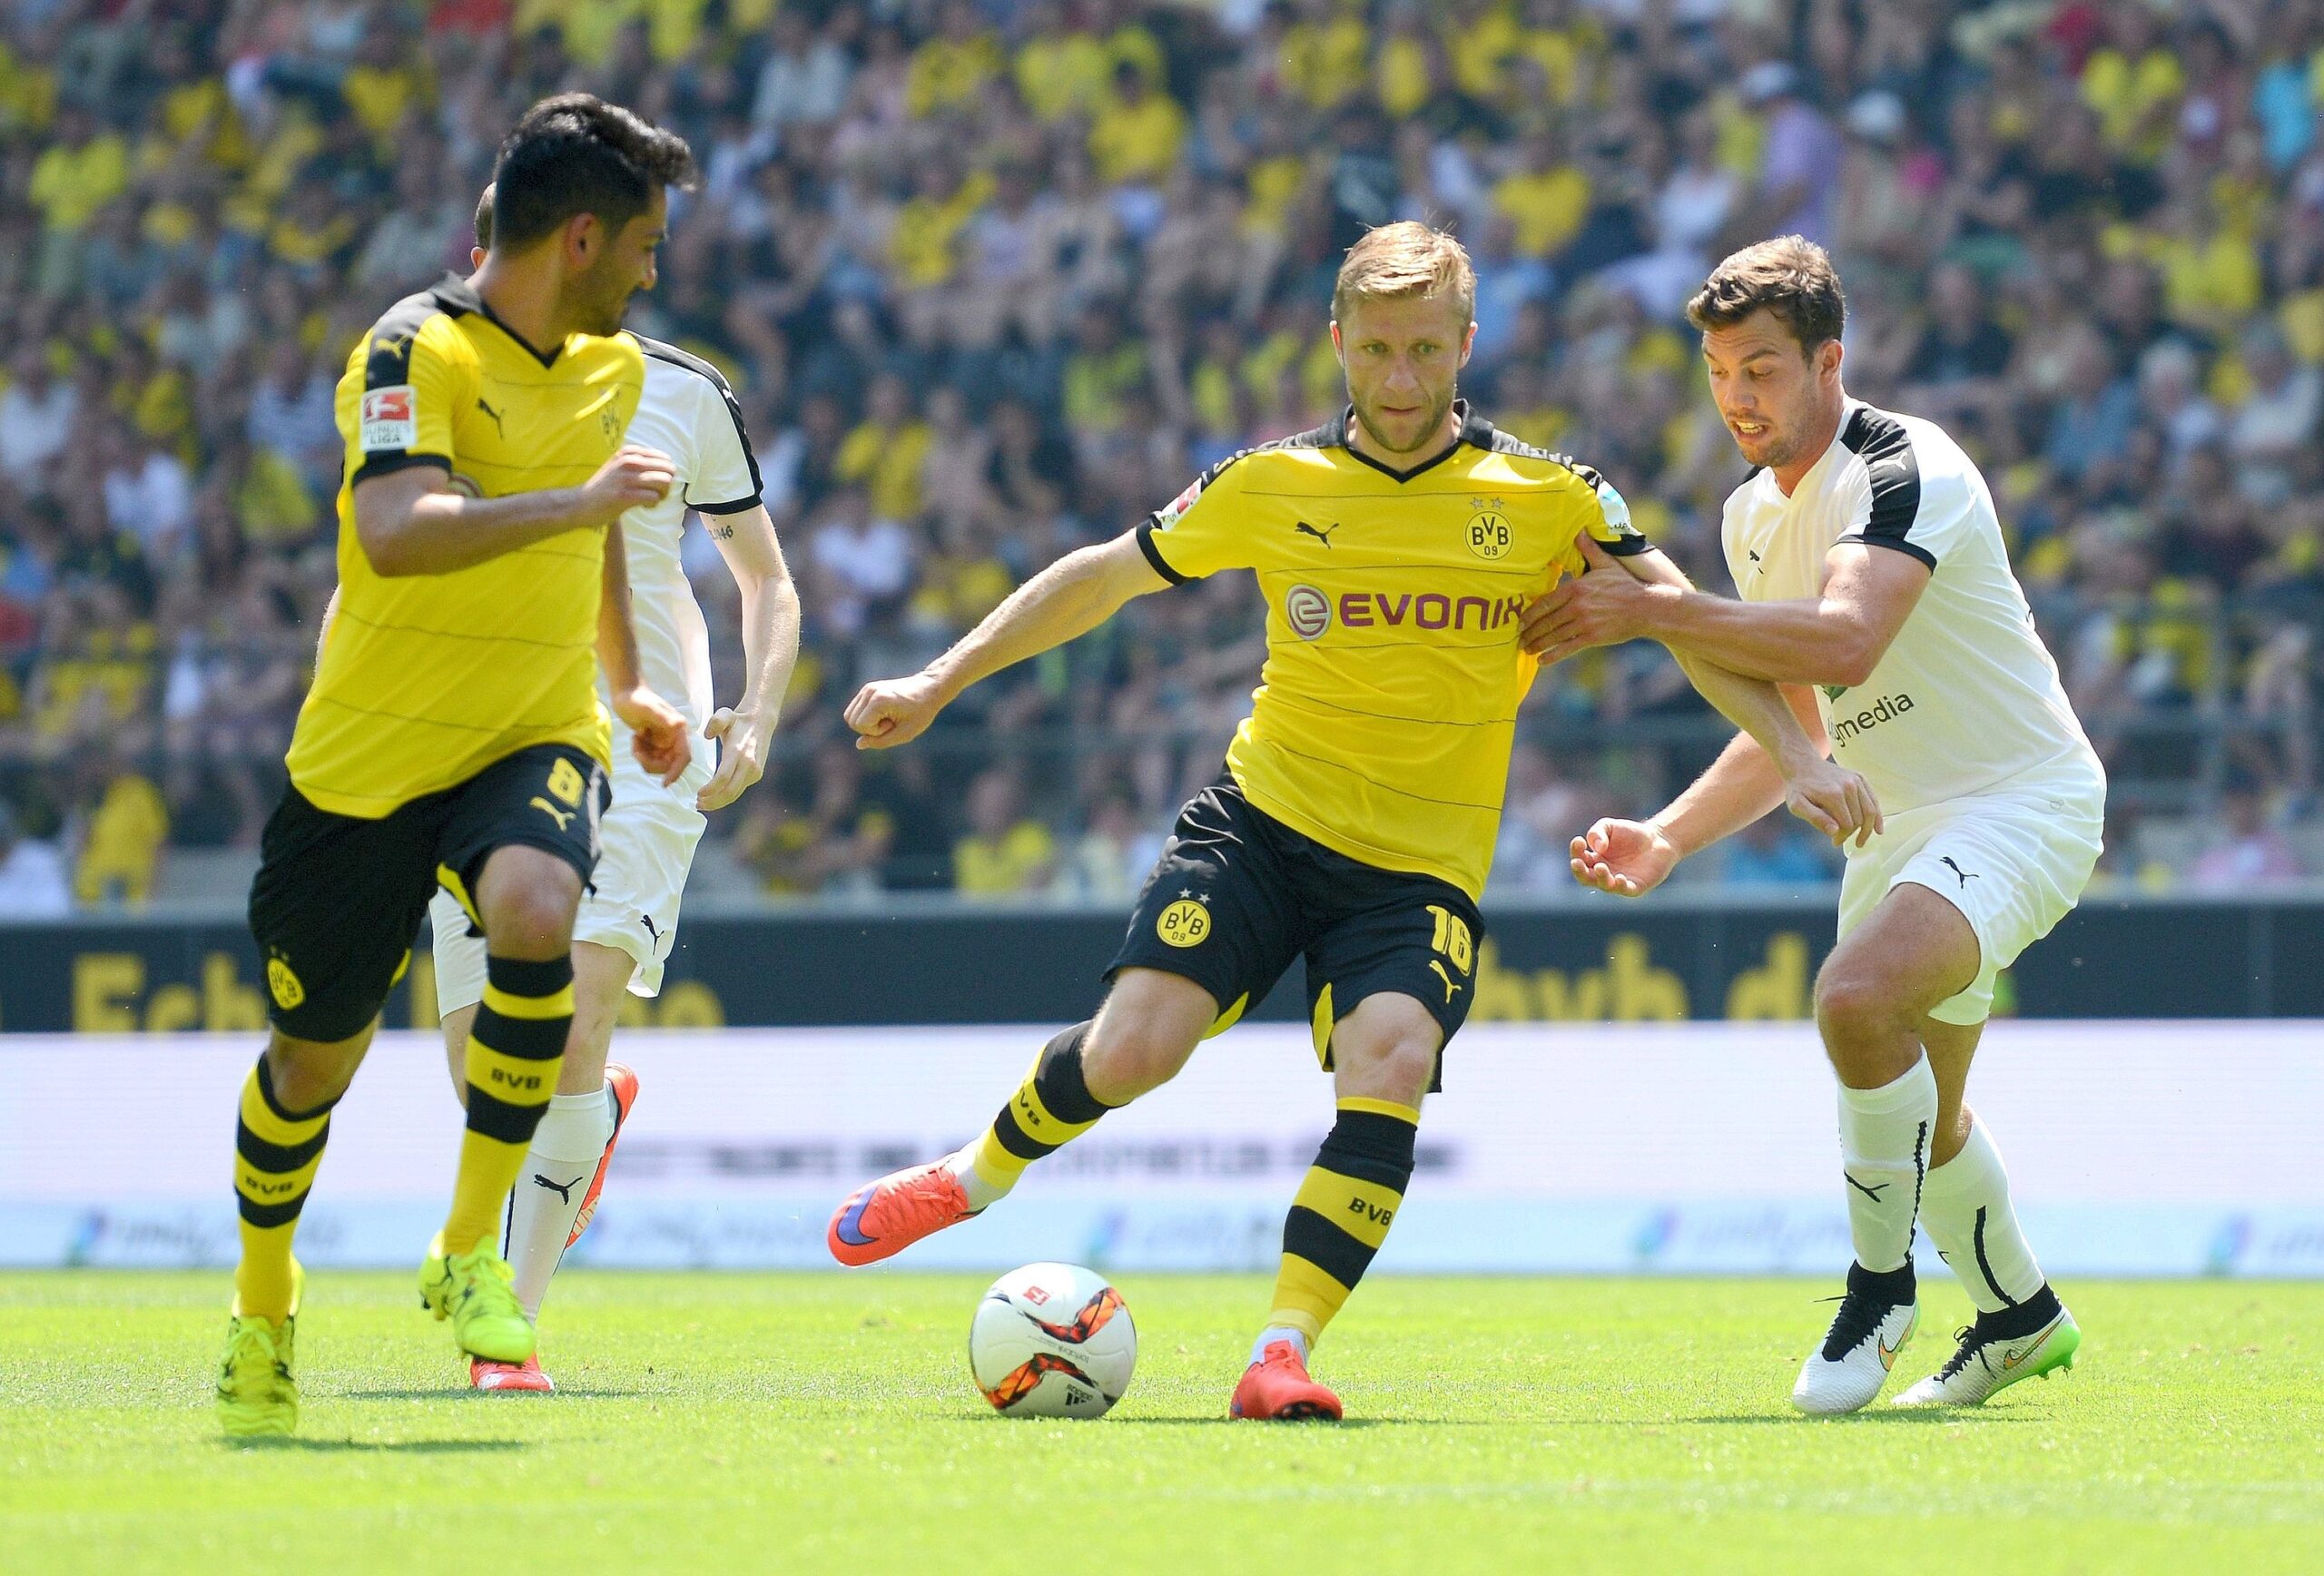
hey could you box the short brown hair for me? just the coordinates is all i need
[1686,236,1846,352]
[1333,221,1475,327]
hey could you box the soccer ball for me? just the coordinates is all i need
[968,1262,1137,1418]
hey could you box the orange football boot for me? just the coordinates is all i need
[566,1063,640,1248]
[471,1354,554,1393]
[1230,1340,1343,1421]
[826,1161,978,1266]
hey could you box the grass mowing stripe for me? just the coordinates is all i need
[2,1273,2319,1574]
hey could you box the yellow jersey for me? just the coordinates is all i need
[286,275,644,818]
[1138,405,1649,900]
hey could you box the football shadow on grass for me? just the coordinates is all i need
[222,1437,527,1454]
[340,1386,646,1401]
[1094,1416,1472,1429]
[1659,1411,2037,1427]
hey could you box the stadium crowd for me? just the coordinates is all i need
[2,0,2323,908]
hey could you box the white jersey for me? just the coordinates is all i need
[613,334,763,744]
[1720,400,2102,818]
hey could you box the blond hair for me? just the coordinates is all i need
[1332,221,1475,326]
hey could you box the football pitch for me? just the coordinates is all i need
[4,1274,2319,1574]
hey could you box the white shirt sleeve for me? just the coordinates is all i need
[683,374,763,516]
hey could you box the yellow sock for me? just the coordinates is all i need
[1265,1097,1418,1348]
[232,1058,334,1323]
[961,1023,1110,1205]
[442,955,572,1256]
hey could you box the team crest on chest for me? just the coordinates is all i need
[1464,497,1512,560]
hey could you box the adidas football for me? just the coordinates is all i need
[968,1262,1137,1417]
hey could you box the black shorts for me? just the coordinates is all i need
[1108,775,1484,1088]
[248,744,609,1042]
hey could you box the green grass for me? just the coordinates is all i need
[2,1273,2319,1574]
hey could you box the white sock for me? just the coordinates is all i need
[1835,1054,1939,1275]
[504,1086,617,1322]
[944,1143,1006,1211]
[1917,1118,2046,1315]
[1249,1325,1310,1366]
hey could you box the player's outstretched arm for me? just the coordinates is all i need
[1573,686,1843,897]
[352,445,676,577]
[596,516,691,786]
[1595,538,1881,847]
[697,504,802,812]
[1523,537,1929,689]
[848,530,1170,751]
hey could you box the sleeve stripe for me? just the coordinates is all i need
[1600,533,1652,557]
[1136,521,1192,584]
[694,494,763,516]
[1838,406,1926,556]
[350,452,452,488]
[638,339,763,500]
[1837,532,1936,570]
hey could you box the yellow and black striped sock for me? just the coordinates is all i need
[442,954,573,1256]
[962,1023,1115,1204]
[1266,1097,1420,1348]
[232,1056,339,1323]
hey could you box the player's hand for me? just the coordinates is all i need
[576,445,676,527]
[1784,756,1884,848]
[612,683,691,786]
[1523,531,1667,665]
[694,703,773,812]
[845,672,947,751]
[1570,817,1682,898]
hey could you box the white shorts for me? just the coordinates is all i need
[1836,764,2105,1027]
[432,747,710,1015]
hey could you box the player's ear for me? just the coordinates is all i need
[1820,337,1844,382]
[566,212,602,269]
[1329,320,1343,363]
[1459,320,1476,367]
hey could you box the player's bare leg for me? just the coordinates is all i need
[1794,882,1977,1414]
[1895,1017,2079,1404]
[443,939,639,1393]
[219,1025,372,1436]
[826,969,1216,1266]
[1235,992,1439,1423]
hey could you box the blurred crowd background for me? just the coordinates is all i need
[3,0,2324,911]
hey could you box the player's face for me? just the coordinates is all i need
[574,188,668,337]
[1334,295,1475,457]
[1700,310,1843,472]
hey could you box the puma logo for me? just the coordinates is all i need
[476,396,506,438]
[533,1172,584,1204]
[1294,520,1339,547]
[1846,1174,1889,1202]
[1748,549,1762,564]
[1428,960,1462,1002]
[1940,856,1978,888]
[529,796,575,830]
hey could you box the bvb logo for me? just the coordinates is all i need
[267,955,306,1010]
[1156,897,1211,949]
[1465,507,1513,560]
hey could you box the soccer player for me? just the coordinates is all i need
[1526,236,2102,1413]
[431,189,802,1394]
[825,222,1877,1421]
[216,95,698,1438]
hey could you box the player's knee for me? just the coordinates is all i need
[1338,1029,1437,1106]
[1813,966,1909,1051]
[478,877,578,959]
[264,1029,368,1111]
[1081,1022,1196,1102]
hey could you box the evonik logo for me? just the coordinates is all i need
[1335,591,1527,632]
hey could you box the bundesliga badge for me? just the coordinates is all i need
[359,385,417,450]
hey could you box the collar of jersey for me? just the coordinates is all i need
[430,272,564,369]
[1330,400,1496,483]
